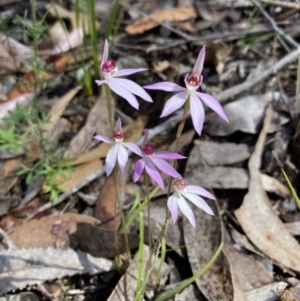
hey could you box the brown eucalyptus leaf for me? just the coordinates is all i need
[235,106,300,271]
[245,282,287,301]
[55,159,103,192]
[95,169,127,231]
[186,166,249,189]
[71,223,139,258]
[0,247,113,295]
[194,140,251,165]
[0,158,21,195]
[185,144,290,195]
[206,92,284,136]
[45,3,100,34]
[68,92,113,156]
[8,213,100,249]
[183,188,234,301]
[125,7,197,34]
[43,86,81,139]
[224,243,273,292]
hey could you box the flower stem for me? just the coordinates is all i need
[144,98,191,291]
[113,164,131,259]
[104,84,114,133]
[144,173,151,252]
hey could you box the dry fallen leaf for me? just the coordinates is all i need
[95,170,127,231]
[206,92,285,136]
[0,248,113,295]
[246,282,287,301]
[43,85,81,139]
[72,223,139,258]
[45,3,100,35]
[125,6,198,34]
[0,158,21,196]
[7,213,100,249]
[68,92,113,156]
[186,142,290,195]
[235,105,300,272]
[224,242,273,292]
[193,140,251,165]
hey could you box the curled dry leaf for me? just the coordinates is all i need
[0,247,113,295]
[125,6,197,34]
[235,105,300,272]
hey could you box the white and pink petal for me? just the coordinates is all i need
[112,68,147,77]
[160,91,189,117]
[106,144,119,176]
[113,78,152,102]
[177,196,196,228]
[117,144,129,173]
[190,93,205,136]
[196,92,228,123]
[167,193,179,224]
[144,82,185,92]
[93,135,114,143]
[107,79,139,109]
[187,185,215,200]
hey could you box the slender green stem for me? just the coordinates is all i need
[113,164,131,258]
[104,84,114,133]
[154,242,224,301]
[144,173,151,251]
[88,0,100,80]
[145,98,191,287]
[111,0,129,44]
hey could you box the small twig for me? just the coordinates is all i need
[260,0,300,10]
[0,228,16,250]
[216,46,300,102]
[250,0,299,49]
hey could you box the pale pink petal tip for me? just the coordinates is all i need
[142,129,149,146]
[101,40,109,67]
[116,118,122,132]
[144,82,185,92]
[193,45,206,75]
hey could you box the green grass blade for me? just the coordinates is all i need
[154,242,223,301]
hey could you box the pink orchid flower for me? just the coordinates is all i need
[133,129,185,189]
[93,118,141,176]
[168,178,215,228]
[95,40,153,110]
[144,46,228,135]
